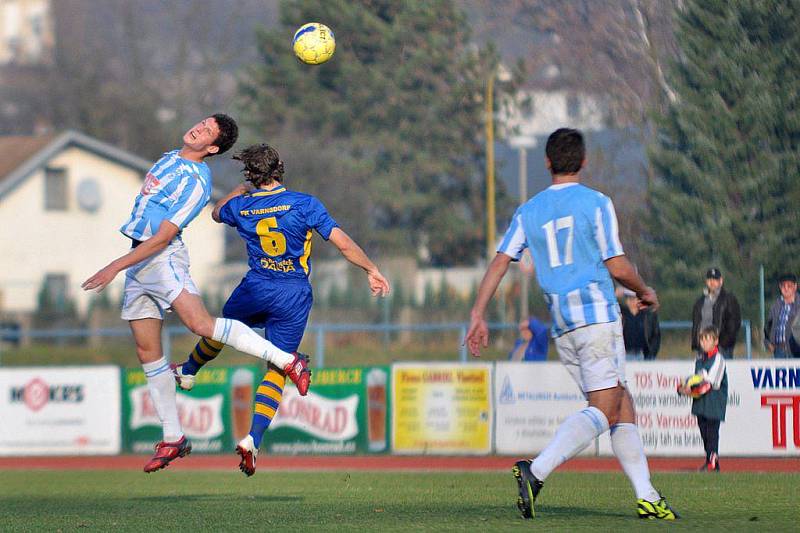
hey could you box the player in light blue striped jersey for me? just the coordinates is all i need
[467,128,678,520]
[82,115,310,473]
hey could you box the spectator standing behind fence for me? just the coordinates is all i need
[691,268,741,358]
[620,289,660,360]
[765,273,800,359]
[508,317,549,361]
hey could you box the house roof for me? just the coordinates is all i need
[0,134,58,181]
[0,130,153,201]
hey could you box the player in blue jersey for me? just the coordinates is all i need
[466,129,678,520]
[82,117,311,473]
[173,143,390,476]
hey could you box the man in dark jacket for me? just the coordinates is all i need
[765,273,800,358]
[620,289,661,359]
[691,268,741,358]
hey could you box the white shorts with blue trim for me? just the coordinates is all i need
[120,239,200,321]
[554,318,626,396]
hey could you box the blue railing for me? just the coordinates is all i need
[0,319,753,366]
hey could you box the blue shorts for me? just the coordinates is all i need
[222,273,313,353]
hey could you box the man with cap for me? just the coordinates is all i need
[765,273,800,358]
[691,268,741,358]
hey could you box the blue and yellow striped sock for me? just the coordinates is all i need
[249,367,285,449]
[182,337,224,376]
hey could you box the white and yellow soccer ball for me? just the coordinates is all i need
[681,374,711,399]
[292,22,335,65]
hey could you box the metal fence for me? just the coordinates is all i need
[0,319,754,366]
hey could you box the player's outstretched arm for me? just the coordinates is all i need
[604,255,659,311]
[328,227,390,297]
[81,221,180,292]
[212,182,253,222]
[466,253,513,357]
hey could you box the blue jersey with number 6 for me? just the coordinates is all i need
[218,186,338,283]
[497,183,624,336]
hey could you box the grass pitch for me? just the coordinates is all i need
[1,470,796,531]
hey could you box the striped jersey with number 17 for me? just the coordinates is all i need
[497,182,624,337]
[120,150,212,241]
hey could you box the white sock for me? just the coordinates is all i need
[611,423,660,502]
[531,406,609,480]
[212,318,294,368]
[142,357,183,442]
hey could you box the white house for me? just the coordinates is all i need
[502,89,606,141]
[0,130,225,319]
[0,0,53,65]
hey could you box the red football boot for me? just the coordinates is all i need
[143,436,192,473]
[284,352,311,396]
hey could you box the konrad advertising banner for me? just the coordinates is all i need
[494,362,589,455]
[392,363,492,455]
[122,366,260,453]
[0,366,121,456]
[597,360,800,457]
[265,366,389,454]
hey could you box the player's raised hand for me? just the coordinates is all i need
[637,286,659,312]
[81,264,119,292]
[465,315,489,357]
[367,269,390,297]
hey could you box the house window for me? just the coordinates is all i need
[43,273,68,312]
[44,167,68,210]
[567,95,581,119]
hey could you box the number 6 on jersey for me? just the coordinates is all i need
[256,216,287,256]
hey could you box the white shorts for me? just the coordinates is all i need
[555,318,626,396]
[120,239,200,321]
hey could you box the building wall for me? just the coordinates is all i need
[0,145,224,316]
[502,90,606,140]
[0,0,52,65]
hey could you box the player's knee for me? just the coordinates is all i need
[183,315,214,338]
[134,345,161,364]
[592,402,621,426]
[605,409,621,427]
[188,319,213,338]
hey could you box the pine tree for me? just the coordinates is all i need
[647,0,800,317]
[238,0,523,265]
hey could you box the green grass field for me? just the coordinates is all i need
[1,471,796,531]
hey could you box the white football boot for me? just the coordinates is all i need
[235,434,258,477]
[171,363,195,391]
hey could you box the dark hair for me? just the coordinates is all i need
[778,273,797,284]
[545,128,585,175]
[210,113,238,156]
[233,143,285,186]
[698,326,719,342]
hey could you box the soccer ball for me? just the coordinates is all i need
[680,374,711,399]
[292,22,336,65]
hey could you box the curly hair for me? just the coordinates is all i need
[210,113,239,156]
[232,143,285,186]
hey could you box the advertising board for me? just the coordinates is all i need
[0,366,121,455]
[392,363,492,454]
